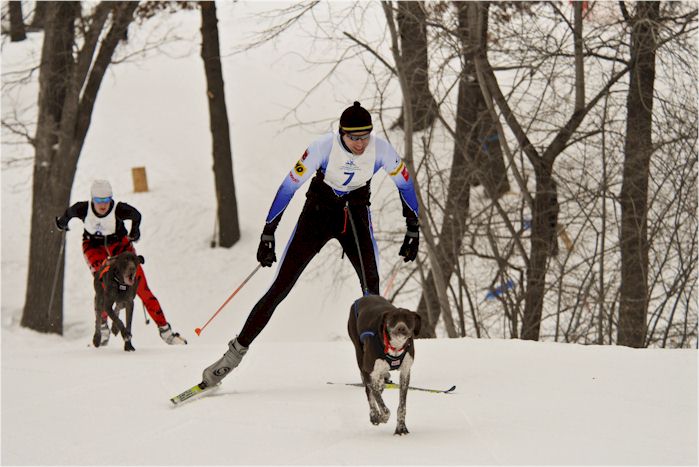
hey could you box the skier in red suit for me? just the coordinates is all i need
[56,179,187,346]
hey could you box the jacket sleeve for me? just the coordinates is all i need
[264,137,328,231]
[61,201,89,221]
[115,202,142,231]
[377,140,419,226]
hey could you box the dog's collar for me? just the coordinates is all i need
[382,324,409,357]
[112,275,131,291]
[98,262,132,291]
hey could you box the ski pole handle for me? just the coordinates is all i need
[195,263,262,336]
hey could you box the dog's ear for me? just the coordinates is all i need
[381,310,393,327]
[412,311,422,337]
[137,255,145,265]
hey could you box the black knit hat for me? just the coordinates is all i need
[340,101,373,133]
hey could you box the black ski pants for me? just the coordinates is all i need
[237,200,379,347]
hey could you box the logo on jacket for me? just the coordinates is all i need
[294,161,306,177]
[341,159,358,172]
[390,161,404,177]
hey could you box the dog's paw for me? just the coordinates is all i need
[370,408,390,425]
[93,334,101,348]
[394,423,409,436]
[370,409,381,426]
[124,341,135,352]
[380,408,391,424]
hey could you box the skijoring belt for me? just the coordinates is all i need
[305,171,371,208]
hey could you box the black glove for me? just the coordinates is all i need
[55,216,70,231]
[257,234,276,267]
[128,226,140,242]
[399,223,419,262]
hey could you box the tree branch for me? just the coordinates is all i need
[343,31,397,75]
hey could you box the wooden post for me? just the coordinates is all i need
[132,167,148,193]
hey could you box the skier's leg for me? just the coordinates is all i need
[124,242,185,344]
[107,236,131,256]
[237,211,330,347]
[103,239,183,344]
[82,239,108,275]
[132,263,167,327]
[339,206,380,295]
[202,206,329,386]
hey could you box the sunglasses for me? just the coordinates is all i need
[92,196,112,204]
[346,133,371,142]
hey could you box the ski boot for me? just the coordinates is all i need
[158,323,187,345]
[202,338,248,387]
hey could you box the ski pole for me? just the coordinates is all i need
[142,302,150,325]
[47,230,66,323]
[194,263,262,336]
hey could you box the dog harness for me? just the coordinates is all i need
[353,300,411,369]
[97,260,130,291]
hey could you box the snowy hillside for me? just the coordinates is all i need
[2,328,697,465]
[2,4,697,466]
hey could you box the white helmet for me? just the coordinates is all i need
[90,179,113,200]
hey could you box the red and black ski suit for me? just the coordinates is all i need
[59,200,167,327]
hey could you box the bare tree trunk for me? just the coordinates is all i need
[416,1,511,336]
[472,1,630,340]
[415,109,471,335]
[617,1,660,348]
[21,2,138,334]
[521,163,558,340]
[598,92,612,345]
[573,1,585,111]
[9,1,27,41]
[464,3,510,201]
[30,1,47,30]
[383,0,457,337]
[200,0,240,248]
[21,2,78,333]
[393,1,437,132]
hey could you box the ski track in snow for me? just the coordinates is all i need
[455,405,503,465]
[2,323,698,464]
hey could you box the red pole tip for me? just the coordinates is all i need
[194,328,202,336]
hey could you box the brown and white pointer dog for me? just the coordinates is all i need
[93,251,144,352]
[348,294,421,435]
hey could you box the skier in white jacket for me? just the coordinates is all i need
[201,102,420,387]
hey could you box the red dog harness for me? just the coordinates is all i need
[97,259,130,292]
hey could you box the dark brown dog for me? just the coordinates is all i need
[348,294,421,435]
[93,251,144,351]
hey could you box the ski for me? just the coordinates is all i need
[170,382,220,406]
[327,381,456,394]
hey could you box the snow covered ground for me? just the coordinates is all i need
[2,4,697,465]
[2,329,696,465]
